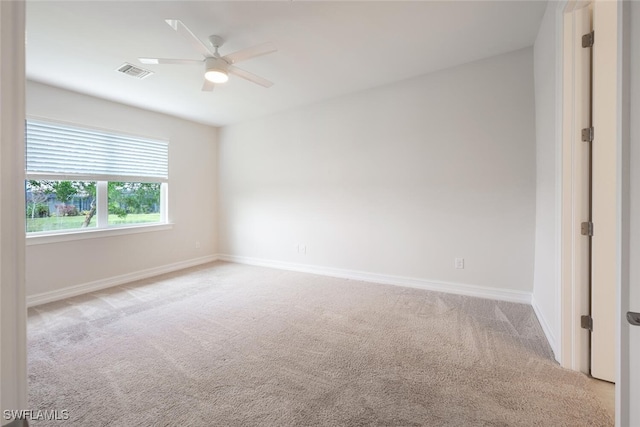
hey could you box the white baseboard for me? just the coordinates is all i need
[217,254,532,305]
[531,295,558,360]
[27,255,218,307]
[29,253,550,351]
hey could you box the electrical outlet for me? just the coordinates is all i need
[455,258,464,269]
[297,244,306,254]
[195,241,200,249]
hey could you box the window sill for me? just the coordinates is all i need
[26,223,174,246]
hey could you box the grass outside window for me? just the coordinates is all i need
[26,213,161,233]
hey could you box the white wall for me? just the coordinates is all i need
[219,48,536,295]
[25,81,218,299]
[532,1,561,357]
[0,1,27,418]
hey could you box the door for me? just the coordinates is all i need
[561,0,617,382]
[561,1,592,375]
[590,0,617,383]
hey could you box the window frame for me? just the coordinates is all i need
[25,117,171,243]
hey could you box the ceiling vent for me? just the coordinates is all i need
[116,63,153,79]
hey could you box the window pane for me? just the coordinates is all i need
[25,180,97,233]
[107,182,161,227]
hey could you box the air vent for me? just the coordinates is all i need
[116,63,153,79]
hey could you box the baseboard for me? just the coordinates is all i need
[27,255,218,307]
[217,254,532,305]
[531,296,558,360]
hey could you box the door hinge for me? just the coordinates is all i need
[582,127,594,142]
[582,31,595,48]
[581,315,593,331]
[581,221,594,236]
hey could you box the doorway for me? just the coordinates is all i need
[560,0,616,383]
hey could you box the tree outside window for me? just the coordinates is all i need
[25,180,161,233]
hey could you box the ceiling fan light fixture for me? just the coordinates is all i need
[204,69,229,83]
[204,57,229,83]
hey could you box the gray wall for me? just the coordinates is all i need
[532,1,560,356]
[218,48,537,294]
[26,81,218,299]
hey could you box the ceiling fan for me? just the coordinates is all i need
[139,19,277,91]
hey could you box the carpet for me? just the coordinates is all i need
[27,261,613,426]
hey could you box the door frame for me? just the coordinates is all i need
[0,0,27,421]
[616,1,631,425]
[558,0,629,423]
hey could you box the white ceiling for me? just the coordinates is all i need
[26,1,547,127]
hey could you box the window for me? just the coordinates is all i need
[25,119,168,235]
[26,180,97,233]
[107,182,162,227]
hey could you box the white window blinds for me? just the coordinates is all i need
[26,120,168,182]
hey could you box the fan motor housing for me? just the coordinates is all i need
[205,57,229,72]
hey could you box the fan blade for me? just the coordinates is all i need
[228,65,273,88]
[201,80,215,92]
[165,19,213,58]
[139,58,203,65]
[223,42,277,64]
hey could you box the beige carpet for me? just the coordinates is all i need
[28,261,612,426]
